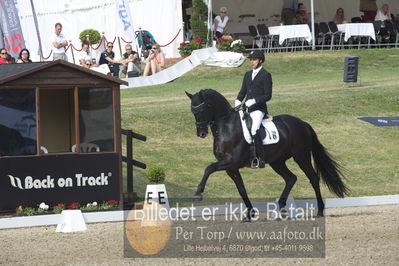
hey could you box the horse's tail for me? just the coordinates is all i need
[309,126,349,198]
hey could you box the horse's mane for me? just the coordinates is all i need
[201,89,233,113]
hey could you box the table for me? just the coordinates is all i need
[337,23,375,42]
[268,24,312,45]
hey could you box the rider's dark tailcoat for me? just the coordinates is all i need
[237,67,273,114]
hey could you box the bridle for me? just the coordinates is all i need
[191,100,214,128]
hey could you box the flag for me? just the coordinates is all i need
[115,0,135,42]
[30,0,43,58]
[0,0,26,58]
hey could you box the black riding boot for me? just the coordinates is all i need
[251,132,265,168]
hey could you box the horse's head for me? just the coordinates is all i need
[185,90,214,138]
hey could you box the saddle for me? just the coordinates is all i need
[239,110,279,145]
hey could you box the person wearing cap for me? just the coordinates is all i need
[235,50,272,168]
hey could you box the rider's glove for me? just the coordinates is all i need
[234,99,242,107]
[245,98,256,107]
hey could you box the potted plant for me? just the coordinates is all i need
[178,41,193,57]
[178,38,202,57]
[79,29,101,44]
[230,39,246,53]
[217,36,246,53]
[145,166,169,209]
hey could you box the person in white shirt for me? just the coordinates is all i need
[375,4,392,42]
[79,43,97,68]
[52,23,68,61]
[79,43,110,75]
[213,7,229,39]
[375,3,392,22]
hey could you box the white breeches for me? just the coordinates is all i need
[250,110,265,135]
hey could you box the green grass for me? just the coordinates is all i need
[121,48,399,201]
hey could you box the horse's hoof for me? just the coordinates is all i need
[241,216,251,223]
[279,208,289,219]
[193,195,202,203]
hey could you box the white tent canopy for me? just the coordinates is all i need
[211,0,399,34]
[15,0,183,62]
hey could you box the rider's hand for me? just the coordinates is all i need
[234,99,241,107]
[246,98,256,107]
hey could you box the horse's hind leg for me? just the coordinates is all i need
[269,160,297,211]
[293,153,325,217]
[226,169,254,222]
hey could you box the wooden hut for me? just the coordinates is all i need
[0,60,128,211]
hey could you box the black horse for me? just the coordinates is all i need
[186,89,349,221]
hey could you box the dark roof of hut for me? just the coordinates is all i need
[0,60,128,86]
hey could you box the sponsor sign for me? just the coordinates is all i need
[0,153,120,210]
[0,0,26,58]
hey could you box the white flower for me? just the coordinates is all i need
[92,202,98,207]
[231,39,242,47]
[39,202,49,210]
[87,203,92,207]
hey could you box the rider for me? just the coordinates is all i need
[235,50,273,168]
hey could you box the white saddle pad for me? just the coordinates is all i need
[239,111,280,145]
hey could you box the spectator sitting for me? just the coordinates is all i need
[84,60,93,68]
[0,48,12,64]
[213,7,229,39]
[79,43,111,76]
[99,42,121,77]
[143,44,165,77]
[375,4,392,21]
[84,59,111,76]
[119,44,141,77]
[333,8,346,24]
[16,49,32,63]
[295,3,309,24]
[375,4,392,41]
[79,43,98,68]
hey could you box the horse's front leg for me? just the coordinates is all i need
[226,169,255,222]
[193,159,233,202]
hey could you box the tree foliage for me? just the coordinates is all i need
[189,0,208,42]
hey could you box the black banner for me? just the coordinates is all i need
[358,116,399,127]
[0,153,120,210]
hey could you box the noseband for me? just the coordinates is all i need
[191,101,214,128]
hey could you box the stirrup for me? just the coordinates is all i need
[251,157,265,168]
[251,157,260,168]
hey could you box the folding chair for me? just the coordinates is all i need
[384,20,394,45]
[318,22,332,49]
[248,25,262,49]
[351,17,362,23]
[256,24,273,52]
[328,21,344,49]
[372,21,382,47]
[393,20,399,48]
[307,22,322,49]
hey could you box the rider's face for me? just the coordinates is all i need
[250,58,261,69]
